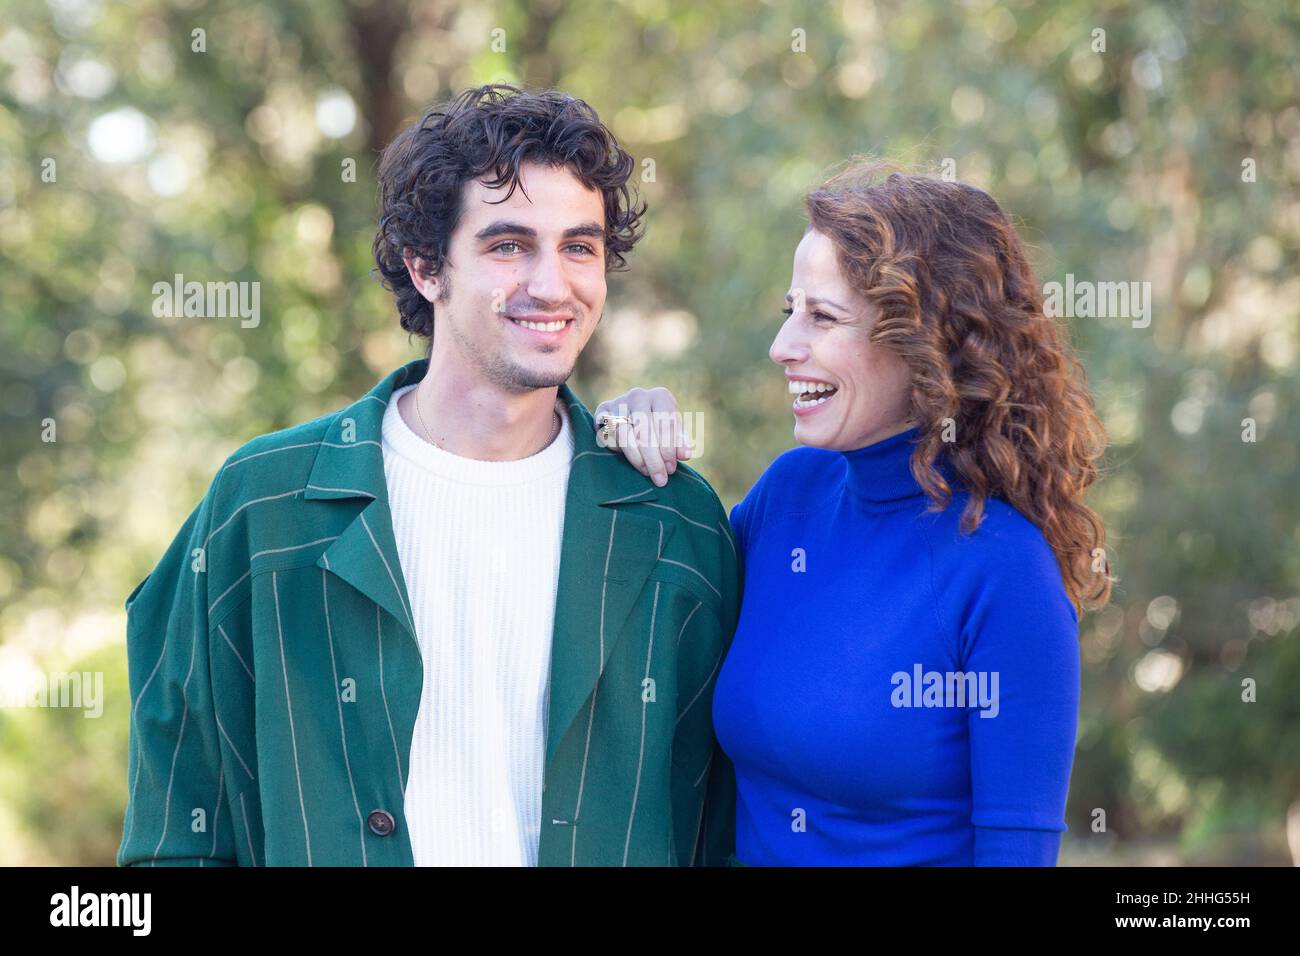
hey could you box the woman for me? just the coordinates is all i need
[595,159,1111,866]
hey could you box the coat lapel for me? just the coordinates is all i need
[306,360,423,647]
[543,394,673,770]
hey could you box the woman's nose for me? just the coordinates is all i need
[769,316,808,366]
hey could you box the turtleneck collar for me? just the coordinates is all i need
[840,425,957,510]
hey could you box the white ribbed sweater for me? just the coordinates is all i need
[381,383,574,866]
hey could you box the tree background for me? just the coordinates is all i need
[1,0,1297,864]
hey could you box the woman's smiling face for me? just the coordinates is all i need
[769,228,914,450]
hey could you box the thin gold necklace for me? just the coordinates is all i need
[412,387,560,456]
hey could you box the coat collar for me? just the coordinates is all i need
[306,357,672,771]
[303,357,662,510]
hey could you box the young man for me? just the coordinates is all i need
[117,85,741,866]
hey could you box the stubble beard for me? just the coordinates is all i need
[439,276,580,394]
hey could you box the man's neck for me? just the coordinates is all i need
[398,354,562,462]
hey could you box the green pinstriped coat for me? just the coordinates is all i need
[117,357,742,867]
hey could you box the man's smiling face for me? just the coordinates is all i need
[409,160,608,394]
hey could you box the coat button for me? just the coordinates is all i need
[367,809,396,836]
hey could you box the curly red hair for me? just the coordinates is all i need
[805,158,1111,615]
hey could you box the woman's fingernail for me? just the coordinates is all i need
[653,472,666,486]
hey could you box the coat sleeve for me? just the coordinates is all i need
[688,503,743,866]
[691,739,738,866]
[117,473,241,867]
[671,596,737,867]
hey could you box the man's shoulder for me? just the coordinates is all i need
[217,411,337,485]
[198,406,353,529]
[230,411,338,461]
[652,462,740,590]
[655,461,730,532]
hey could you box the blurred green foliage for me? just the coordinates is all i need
[1,0,1296,864]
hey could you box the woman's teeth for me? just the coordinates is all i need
[789,380,838,407]
[513,318,568,331]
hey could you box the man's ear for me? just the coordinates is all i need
[401,247,439,301]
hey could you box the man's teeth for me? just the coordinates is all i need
[789,380,838,405]
[513,318,568,332]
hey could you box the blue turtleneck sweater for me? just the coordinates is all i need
[713,426,1081,866]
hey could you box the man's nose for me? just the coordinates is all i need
[524,250,571,309]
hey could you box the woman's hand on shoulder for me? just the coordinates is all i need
[593,386,692,487]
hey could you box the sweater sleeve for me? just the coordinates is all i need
[727,500,748,556]
[955,516,1081,867]
[728,479,760,557]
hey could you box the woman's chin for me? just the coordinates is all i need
[792,418,838,449]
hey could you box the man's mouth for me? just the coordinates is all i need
[505,314,575,337]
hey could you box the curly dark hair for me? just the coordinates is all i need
[371,84,646,341]
[805,157,1112,616]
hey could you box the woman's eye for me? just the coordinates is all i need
[780,307,835,323]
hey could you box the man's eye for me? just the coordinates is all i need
[491,241,523,254]
[566,243,596,255]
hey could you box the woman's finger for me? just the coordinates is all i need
[646,388,688,484]
[637,412,669,485]
[620,431,649,476]
[655,412,680,477]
